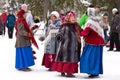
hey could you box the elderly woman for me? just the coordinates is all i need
[80,8,105,78]
[52,12,82,77]
[42,11,61,71]
[15,10,38,71]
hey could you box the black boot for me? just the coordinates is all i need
[66,73,75,77]
[61,73,65,76]
[88,74,99,78]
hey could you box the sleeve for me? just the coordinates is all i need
[80,27,91,36]
[56,20,62,28]
[56,27,65,41]
[78,14,86,27]
[114,15,120,27]
[17,22,28,37]
[14,15,16,25]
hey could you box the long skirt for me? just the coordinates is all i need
[52,62,78,74]
[15,46,35,69]
[42,31,58,69]
[80,44,103,75]
[42,53,56,69]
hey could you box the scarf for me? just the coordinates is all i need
[15,18,39,49]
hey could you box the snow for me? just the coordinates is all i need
[0,26,120,80]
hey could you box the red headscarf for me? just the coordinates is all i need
[15,10,39,49]
[68,11,75,17]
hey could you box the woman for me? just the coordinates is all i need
[42,11,61,70]
[15,10,38,71]
[52,12,82,77]
[80,8,105,78]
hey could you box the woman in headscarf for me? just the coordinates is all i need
[80,8,105,78]
[42,11,61,71]
[52,12,82,77]
[15,10,38,71]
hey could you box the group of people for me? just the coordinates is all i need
[42,5,120,78]
[0,3,119,79]
[42,5,105,78]
[0,8,16,38]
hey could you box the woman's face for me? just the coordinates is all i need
[112,11,116,15]
[9,11,13,15]
[50,14,56,21]
[69,16,76,23]
[64,14,70,22]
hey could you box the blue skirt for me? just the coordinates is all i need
[80,44,103,75]
[15,46,35,69]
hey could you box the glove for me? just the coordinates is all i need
[56,33,63,41]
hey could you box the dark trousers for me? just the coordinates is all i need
[109,32,120,50]
[3,23,6,35]
[8,27,14,39]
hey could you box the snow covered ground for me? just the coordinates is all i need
[0,25,120,80]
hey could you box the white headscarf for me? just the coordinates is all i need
[85,8,104,39]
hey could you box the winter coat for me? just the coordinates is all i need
[44,19,61,54]
[15,10,38,49]
[110,14,120,33]
[56,22,82,62]
[6,14,16,27]
[15,22,31,48]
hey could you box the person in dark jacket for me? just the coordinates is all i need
[52,12,82,77]
[0,18,3,35]
[108,8,120,51]
[6,9,16,39]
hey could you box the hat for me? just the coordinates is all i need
[21,4,28,9]
[68,12,75,17]
[112,8,118,13]
[50,11,59,19]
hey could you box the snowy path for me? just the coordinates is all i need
[0,30,120,80]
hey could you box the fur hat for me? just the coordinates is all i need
[50,11,59,19]
[112,8,118,13]
[21,4,28,9]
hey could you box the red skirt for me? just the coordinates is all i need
[42,53,56,69]
[52,62,78,74]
